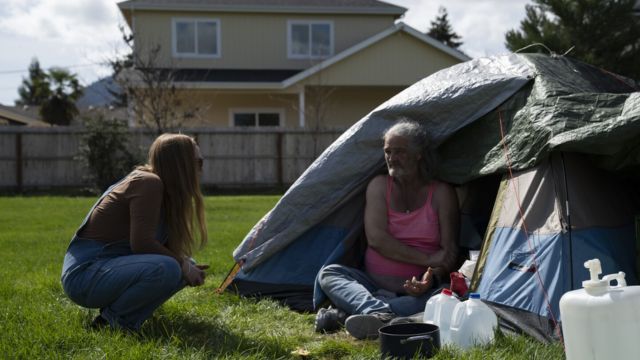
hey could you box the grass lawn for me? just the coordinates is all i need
[0,196,564,359]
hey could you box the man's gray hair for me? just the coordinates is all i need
[383,119,437,181]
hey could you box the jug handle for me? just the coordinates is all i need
[603,271,626,288]
[400,335,432,344]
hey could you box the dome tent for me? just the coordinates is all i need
[222,53,640,342]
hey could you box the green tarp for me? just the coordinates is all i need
[438,54,640,184]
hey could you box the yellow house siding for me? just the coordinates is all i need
[174,90,299,127]
[305,86,403,129]
[132,11,394,69]
[132,11,174,65]
[326,15,394,54]
[170,86,402,129]
[296,31,463,87]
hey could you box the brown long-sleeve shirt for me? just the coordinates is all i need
[78,170,164,245]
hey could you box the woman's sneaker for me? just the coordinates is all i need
[314,306,348,333]
[344,312,396,340]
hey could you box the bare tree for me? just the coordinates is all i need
[305,83,337,156]
[271,61,336,157]
[110,26,203,133]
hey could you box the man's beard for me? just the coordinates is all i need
[388,166,405,177]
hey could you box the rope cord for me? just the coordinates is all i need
[497,110,564,344]
[514,43,556,55]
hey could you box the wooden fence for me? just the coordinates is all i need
[0,127,345,192]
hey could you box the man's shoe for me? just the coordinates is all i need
[314,306,348,333]
[344,312,395,340]
[90,314,109,329]
[389,312,424,325]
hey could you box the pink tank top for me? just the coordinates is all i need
[364,176,441,278]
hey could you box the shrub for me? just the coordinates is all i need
[77,115,141,193]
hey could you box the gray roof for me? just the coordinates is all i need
[0,105,49,127]
[118,0,406,15]
[169,68,302,82]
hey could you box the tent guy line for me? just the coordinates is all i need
[498,109,563,343]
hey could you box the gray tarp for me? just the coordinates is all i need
[233,53,640,272]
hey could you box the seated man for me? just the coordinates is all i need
[315,119,459,340]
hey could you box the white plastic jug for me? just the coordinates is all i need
[449,293,498,349]
[560,258,640,360]
[423,288,460,345]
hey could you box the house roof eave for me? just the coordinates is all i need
[117,1,406,16]
[0,106,49,127]
[400,23,472,62]
[281,22,472,89]
[174,81,284,90]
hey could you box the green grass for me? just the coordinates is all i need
[0,196,565,359]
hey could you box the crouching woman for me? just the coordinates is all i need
[61,133,208,331]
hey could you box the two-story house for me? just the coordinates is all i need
[117,0,470,129]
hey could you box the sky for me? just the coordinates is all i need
[0,0,532,106]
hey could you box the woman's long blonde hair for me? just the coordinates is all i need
[141,133,207,258]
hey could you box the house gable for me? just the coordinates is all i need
[284,23,470,88]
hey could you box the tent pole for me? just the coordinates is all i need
[560,152,574,288]
[216,262,242,294]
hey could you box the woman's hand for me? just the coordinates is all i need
[181,261,209,286]
[403,267,434,296]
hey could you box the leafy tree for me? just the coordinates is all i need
[15,58,83,125]
[39,68,83,125]
[427,7,463,49]
[16,58,51,106]
[505,0,640,79]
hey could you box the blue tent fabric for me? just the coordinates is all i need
[235,226,349,285]
[569,226,638,288]
[475,225,637,321]
[477,228,564,319]
[233,191,368,310]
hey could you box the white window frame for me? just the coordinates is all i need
[229,108,285,128]
[287,20,334,59]
[172,18,221,58]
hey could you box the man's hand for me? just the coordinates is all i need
[403,267,434,296]
[181,261,209,286]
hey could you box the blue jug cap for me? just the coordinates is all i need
[469,293,481,299]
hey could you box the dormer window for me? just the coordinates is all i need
[172,18,220,58]
[287,21,333,59]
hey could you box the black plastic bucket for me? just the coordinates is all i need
[378,323,440,359]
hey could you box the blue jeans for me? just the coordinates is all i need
[317,264,442,317]
[61,236,184,330]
